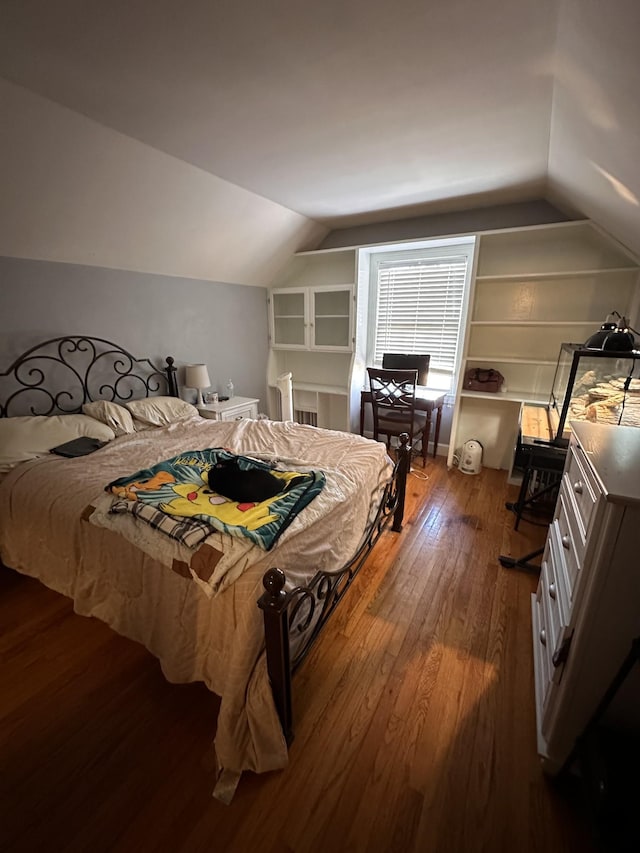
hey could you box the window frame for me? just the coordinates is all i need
[366,239,476,393]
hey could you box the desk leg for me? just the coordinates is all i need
[422,413,431,467]
[359,400,365,436]
[433,404,443,458]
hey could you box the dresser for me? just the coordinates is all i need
[531,421,640,773]
[198,397,259,422]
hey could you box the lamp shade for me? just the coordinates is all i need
[585,320,635,352]
[185,364,210,389]
[184,364,210,406]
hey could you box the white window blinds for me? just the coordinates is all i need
[374,255,468,378]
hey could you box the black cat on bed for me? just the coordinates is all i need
[207,458,304,503]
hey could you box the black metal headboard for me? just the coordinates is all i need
[0,336,178,418]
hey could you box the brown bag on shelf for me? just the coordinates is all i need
[464,368,505,393]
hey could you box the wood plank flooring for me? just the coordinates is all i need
[0,459,595,852]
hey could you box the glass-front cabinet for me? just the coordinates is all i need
[270,285,354,352]
[310,287,353,350]
[270,289,307,348]
[549,343,640,440]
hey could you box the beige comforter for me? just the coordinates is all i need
[0,417,392,797]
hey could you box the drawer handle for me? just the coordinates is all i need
[235,415,244,420]
[552,635,573,668]
[561,534,571,550]
[573,481,583,495]
[540,628,546,646]
[548,582,556,600]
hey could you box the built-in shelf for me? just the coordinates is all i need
[470,321,596,327]
[460,389,549,404]
[475,267,638,282]
[466,355,556,365]
[269,380,349,396]
[449,220,640,471]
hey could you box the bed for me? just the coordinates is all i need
[0,336,410,801]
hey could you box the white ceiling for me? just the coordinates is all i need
[1,0,639,254]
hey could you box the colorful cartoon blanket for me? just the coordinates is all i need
[106,448,325,551]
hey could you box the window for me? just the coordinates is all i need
[368,242,475,392]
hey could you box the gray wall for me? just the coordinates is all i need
[318,200,571,250]
[0,256,269,407]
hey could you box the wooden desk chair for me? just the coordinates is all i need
[367,367,429,467]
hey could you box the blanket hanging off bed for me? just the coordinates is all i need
[106,448,325,551]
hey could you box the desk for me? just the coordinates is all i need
[498,426,567,572]
[509,436,567,529]
[510,403,567,530]
[359,387,446,459]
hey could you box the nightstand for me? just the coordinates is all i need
[198,397,259,422]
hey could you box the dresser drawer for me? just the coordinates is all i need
[198,397,260,422]
[553,491,582,602]
[533,581,552,708]
[541,541,569,653]
[537,540,574,722]
[558,480,586,563]
[220,403,258,421]
[564,445,599,540]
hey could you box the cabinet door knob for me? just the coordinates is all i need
[573,481,583,495]
[540,628,546,646]
[548,582,556,600]
[561,534,571,550]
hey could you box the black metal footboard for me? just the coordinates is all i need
[258,434,411,744]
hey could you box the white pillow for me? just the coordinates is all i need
[125,396,198,427]
[0,414,115,473]
[82,400,136,437]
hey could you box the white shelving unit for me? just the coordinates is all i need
[266,220,640,445]
[448,221,640,469]
[267,248,357,431]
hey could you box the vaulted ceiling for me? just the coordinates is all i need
[1,0,639,280]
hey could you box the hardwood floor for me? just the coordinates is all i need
[0,459,595,852]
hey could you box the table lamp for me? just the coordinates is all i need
[184,364,211,406]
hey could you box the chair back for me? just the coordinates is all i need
[382,353,430,386]
[367,367,418,438]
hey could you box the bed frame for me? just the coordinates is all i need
[0,335,178,416]
[1,335,409,750]
[259,440,409,743]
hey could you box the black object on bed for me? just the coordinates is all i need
[50,436,108,457]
